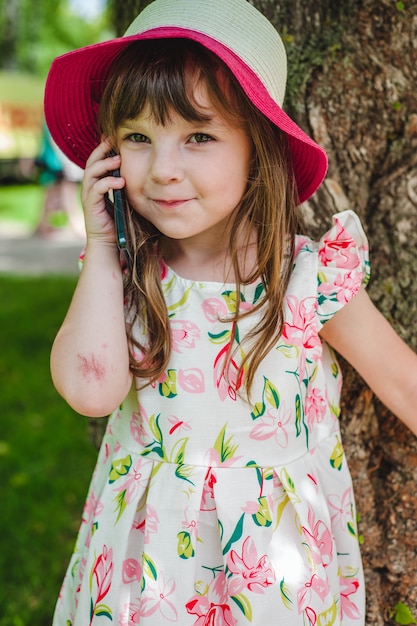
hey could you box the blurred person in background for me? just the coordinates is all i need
[35,123,85,238]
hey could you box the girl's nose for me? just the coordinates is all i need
[150,144,184,184]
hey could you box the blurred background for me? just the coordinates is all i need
[0,1,111,625]
[0,0,111,237]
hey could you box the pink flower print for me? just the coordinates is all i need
[214,343,244,401]
[82,490,104,524]
[114,458,153,505]
[201,469,217,511]
[282,295,318,348]
[186,600,237,626]
[130,408,148,446]
[305,388,327,432]
[186,573,237,626]
[340,576,361,620]
[297,574,331,615]
[294,235,310,257]
[282,295,321,380]
[182,506,199,538]
[302,507,333,567]
[319,220,360,270]
[140,571,178,622]
[90,545,113,622]
[334,271,360,304]
[318,270,360,304]
[250,405,292,448]
[178,368,205,393]
[168,414,192,435]
[202,297,228,322]
[171,320,200,353]
[119,601,141,625]
[227,536,276,596]
[122,558,142,584]
[328,488,353,531]
[135,503,160,544]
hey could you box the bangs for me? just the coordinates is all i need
[98,39,246,137]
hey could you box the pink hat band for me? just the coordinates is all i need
[44,0,328,203]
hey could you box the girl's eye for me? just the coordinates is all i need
[127,133,149,143]
[189,133,214,144]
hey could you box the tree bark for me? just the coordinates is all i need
[107,1,417,620]
[257,0,417,622]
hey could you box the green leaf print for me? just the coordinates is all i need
[222,513,245,555]
[159,369,178,398]
[174,463,195,485]
[329,402,341,418]
[253,282,265,304]
[280,578,293,609]
[275,494,290,531]
[94,604,113,619]
[317,601,338,626]
[294,393,309,448]
[221,291,243,314]
[251,376,280,420]
[171,438,188,465]
[142,553,157,581]
[177,531,195,559]
[166,284,193,315]
[295,394,302,437]
[113,489,127,522]
[213,424,239,463]
[231,593,253,621]
[108,454,132,484]
[330,437,344,470]
[252,496,272,527]
[279,468,301,504]
[276,344,299,359]
[347,521,357,538]
[251,400,265,420]
[263,378,280,409]
[208,329,231,344]
[149,413,163,444]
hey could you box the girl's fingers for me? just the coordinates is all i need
[80,141,126,242]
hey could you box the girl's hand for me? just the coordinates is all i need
[81,140,126,244]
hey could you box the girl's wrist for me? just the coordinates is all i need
[83,237,122,269]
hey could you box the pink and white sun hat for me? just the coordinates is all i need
[44,0,328,203]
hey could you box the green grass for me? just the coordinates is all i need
[0,276,97,626]
[0,184,43,230]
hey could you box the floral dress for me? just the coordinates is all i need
[53,210,370,626]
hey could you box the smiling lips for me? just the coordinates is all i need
[152,198,192,209]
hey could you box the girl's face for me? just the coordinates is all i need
[115,80,252,259]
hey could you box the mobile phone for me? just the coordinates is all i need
[105,150,127,250]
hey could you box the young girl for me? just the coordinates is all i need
[44,0,417,624]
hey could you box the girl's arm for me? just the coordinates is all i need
[50,142,133,417]
[320,286,417,435]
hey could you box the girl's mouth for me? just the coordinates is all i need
[152,198,191,209]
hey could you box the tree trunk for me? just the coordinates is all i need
[108,1,417,620]
[257,0,417,622]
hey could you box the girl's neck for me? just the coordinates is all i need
[159,230,258,283]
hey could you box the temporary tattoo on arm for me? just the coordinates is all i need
[77,353,106,382]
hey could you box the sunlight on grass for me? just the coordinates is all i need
[0,184,44,230]
[0,276,97,626]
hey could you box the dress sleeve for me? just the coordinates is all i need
[316,209,370,329]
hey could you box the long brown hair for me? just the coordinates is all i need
[98,39,303,396]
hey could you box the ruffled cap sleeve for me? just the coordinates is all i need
[316,210,370,329]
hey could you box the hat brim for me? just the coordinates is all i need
[44,27,327,203]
